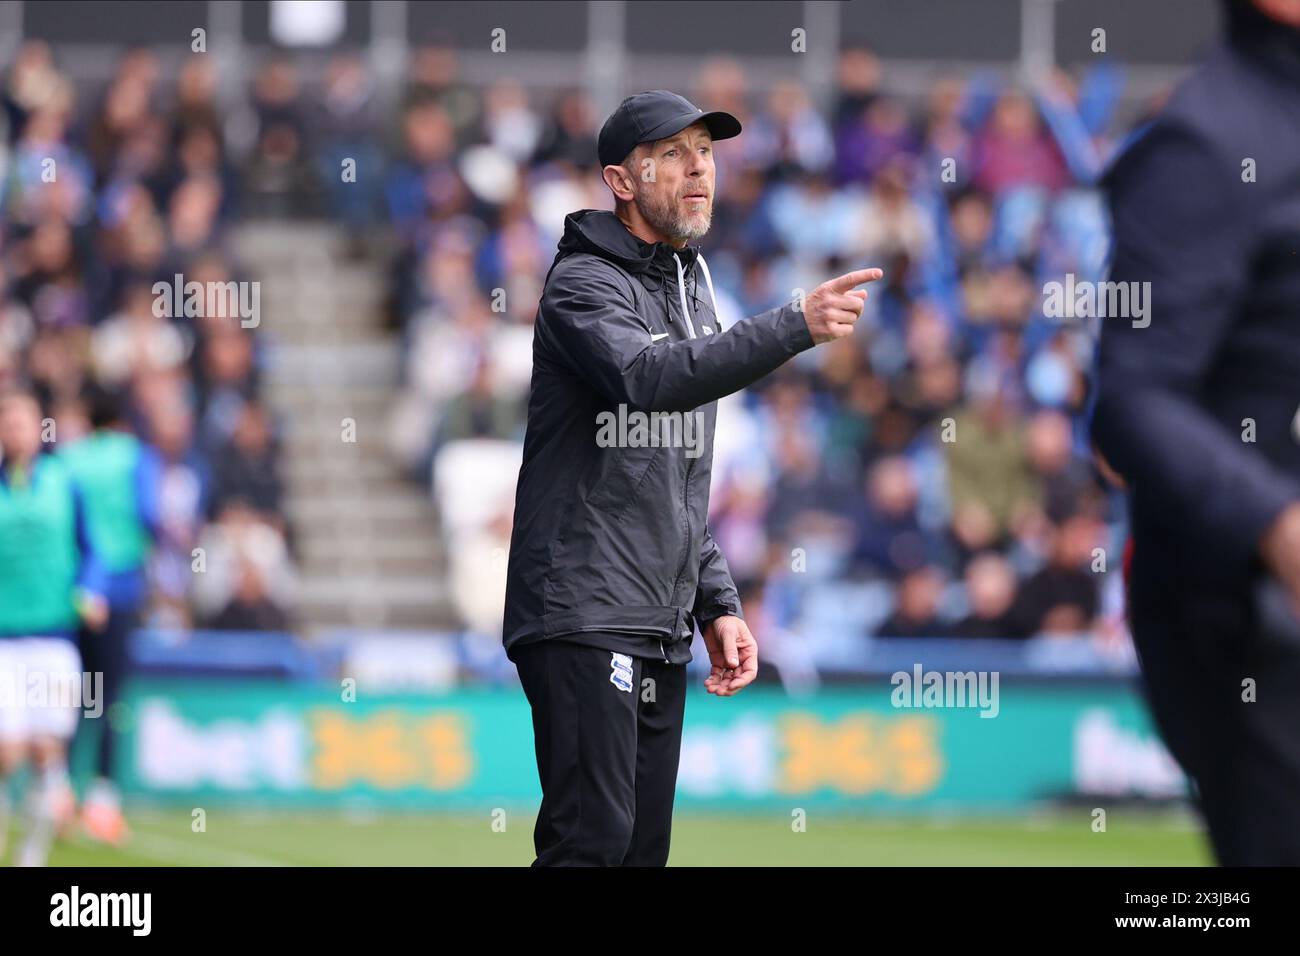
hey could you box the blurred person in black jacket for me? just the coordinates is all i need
[1092,0,1300,864]
[950,552,1028,640]
[1009,513,1102,637]
[875,566,949,639]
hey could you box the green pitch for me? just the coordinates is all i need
[28,808,1210,866]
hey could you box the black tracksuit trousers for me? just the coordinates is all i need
[514,638,687,867]
[76,605,134,779]
[1129,560,1300,865]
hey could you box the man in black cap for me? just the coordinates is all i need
[504,90,882,865]
[1092,0,1300,864]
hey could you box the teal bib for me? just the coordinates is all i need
[59,431,149,573]
[0,456,81,635]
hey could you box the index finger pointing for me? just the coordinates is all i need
[827,267,884,292]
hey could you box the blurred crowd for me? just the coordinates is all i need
[3,40,1144,652]
[1,43,293,631]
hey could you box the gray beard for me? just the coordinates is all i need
[635,190,711,244]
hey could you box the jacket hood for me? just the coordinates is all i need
[555,209,697,279]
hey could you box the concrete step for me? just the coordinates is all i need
[285,471,416,498]
[259,289,385,311]
[292,532,441,561]
[233,222,347,254]
[297,598,461,631]
[280,410,391,434]
[259,318,384,344]
[301,552,441,578]
[282,465,395,490]
[296,575,444,602]
[256,304,380,330]
[233,223,401,265]
[266,343,402,387]
[291,512,440,540]
[279,434,390,455]
[235,222,458,633]
[296,577,454,615]
[286,494,433,523]
[282,455,396,483]
[270,410,393,431]
[266,382,393,399]
[257,274,386,304]
[281,436,390,460]
[265,392,392,419]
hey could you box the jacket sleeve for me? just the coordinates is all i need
[1090,119,1300,568]
[542,256,815,412]
[72,483,109,599]
[693,527,743,624]
[135,444,164,541]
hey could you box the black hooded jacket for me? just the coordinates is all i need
[503,209,814,663]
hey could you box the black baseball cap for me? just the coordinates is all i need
[597,90,742,168]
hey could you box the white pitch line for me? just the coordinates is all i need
[124,830,291,868]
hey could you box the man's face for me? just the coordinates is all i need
[625,122,715,243]
[0,396,43,462]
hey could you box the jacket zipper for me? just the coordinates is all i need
[670,274,702,650]
[665,272,699,339]
[663,263,698,662]
[680,273,698,339]
[669,455,696,619]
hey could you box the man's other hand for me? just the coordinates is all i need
[1262,501,1300,612]
[701,614,758,696]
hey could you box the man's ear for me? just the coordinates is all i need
[601,163,636,203]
